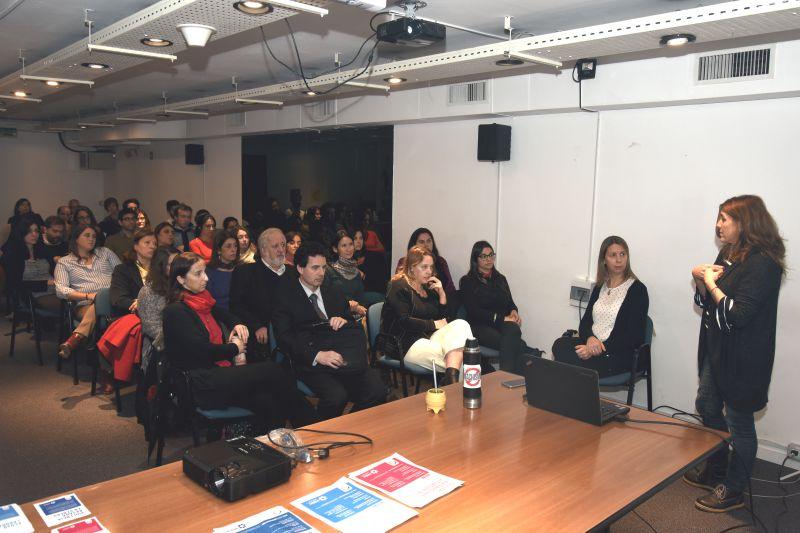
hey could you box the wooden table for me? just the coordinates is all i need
[21,372,723,532]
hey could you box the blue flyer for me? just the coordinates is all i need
[0,503,34,533]
[33,493,90,528]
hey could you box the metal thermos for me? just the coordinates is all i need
[463,338,482,409]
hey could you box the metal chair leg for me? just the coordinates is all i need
[400,373,409,397]
[33,313,43,366]
[72,349,79,385]
[626,379,635,406]
[9,310,18,357]
[114,381,122,414]
[646,373,653,411]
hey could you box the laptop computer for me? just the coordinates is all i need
[523,356,630,426]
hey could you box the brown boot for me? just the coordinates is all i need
[443,367,460,385]
[99,370,115,395]
[58,332,86,359]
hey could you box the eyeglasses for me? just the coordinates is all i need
[478,252,496,260]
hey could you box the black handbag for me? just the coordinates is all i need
[374,332,403,361]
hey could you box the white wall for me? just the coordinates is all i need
[0,131,105,223]
[103,136,241,223]
[392,99,800,462]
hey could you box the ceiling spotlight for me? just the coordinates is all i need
[177,24,217,47]
[659,33,696,47]
[235,97,283,105]
[233,1,274,15]
[384,76,406,84]
[495,57,524,67]
[305,90,317,96]
[13,90,29,97]
[21,75,95,87]
[141,37,173,47]
[82,62,110,70]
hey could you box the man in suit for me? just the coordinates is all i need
[273,242,386,420]
[230,228,294,357]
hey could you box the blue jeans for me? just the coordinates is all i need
[695,357,757,493]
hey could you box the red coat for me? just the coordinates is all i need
[98,313,142,382]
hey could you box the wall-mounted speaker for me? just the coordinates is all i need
[477,123,511,162]
[185,143,204,165]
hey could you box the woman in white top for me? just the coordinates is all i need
[54,224,121,358]
[553,236,649,377]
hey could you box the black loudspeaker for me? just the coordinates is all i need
[185,144,205,165]
[477,123,511,162]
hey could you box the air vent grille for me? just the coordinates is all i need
[308,100,335,121]
[697,47,772,82]
[225,112,246,128]
[448,81,487,105]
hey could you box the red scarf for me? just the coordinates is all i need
[182,290,223,346]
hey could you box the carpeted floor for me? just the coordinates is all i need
[1,313,797,532]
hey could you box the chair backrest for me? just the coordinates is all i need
[268,323,283,364]
[644,316,654,345]
[456,305,467,321]
[94,287,112,318]
[367,302,383,346]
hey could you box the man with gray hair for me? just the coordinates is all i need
[230,227,295,353]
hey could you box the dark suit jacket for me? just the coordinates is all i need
[229,260,295,335]
[109,262,144,317]
[272,278,358,372]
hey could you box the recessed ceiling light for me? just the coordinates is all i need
[12,90,29,97]
[44,80,60,87]
[659,33,696,47]
[305,90,317,96]
[82,62,110,70]
[141,37,173,47]
[383,77,407,84]
[233,1,274,15]
[495,58,524,67]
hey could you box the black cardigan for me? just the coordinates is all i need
[381,277,447,355]
[696,250,782,412]
[459,271,518,329]
[579,279,649,375]
[163,301,240,371]
[109,262,144,317]
[0,239,52,295]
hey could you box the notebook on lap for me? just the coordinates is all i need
[523,356,630,426]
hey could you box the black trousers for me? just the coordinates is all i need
[190,361,319,431]
[551,336,619,378]
[299,368,386,421]
[474,322,535,375]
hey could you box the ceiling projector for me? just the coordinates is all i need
[376,17,446,47]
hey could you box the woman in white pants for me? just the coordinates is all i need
[381,245,473,384]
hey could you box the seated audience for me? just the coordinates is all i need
[99,197,121,237]
[137,209,151,230]
[552,236,649,377]
[7,198,45,230]
[395,228,456,295]
[68,198,81,213]
[40,216,68,268]
[55,224,121,358]
[285,231,301,267]
[72,206,106,247]
[223,216,239,232]
[193,209,210,236]
[189,213,216,263]
[273,242,386,420]
[109,229,157,317]
[122,198,140,211]
[459,241,536,375]
[165,200,179,225]
[172,203,194,251]
[357,209,385,253]
[323,230,368,316]
[236,227,257,264]
[230,228,293,354]
[154,221,178,252]
[57,205,72,230]
[1,216,60,312]
[353,228,389,295]
[137,246,177,369]
[382,246,471,385]
[163,253,317,432]
[206,230,239,310]
[105,208,138,261]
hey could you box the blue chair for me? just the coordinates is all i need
[367,302,437,397]
[598,316,654,411]
[455,305,500,359]
[268,324,316,398]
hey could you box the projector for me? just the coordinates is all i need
[376,17,446,47]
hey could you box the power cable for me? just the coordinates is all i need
[0,0,25,24]
[57,132,94,153]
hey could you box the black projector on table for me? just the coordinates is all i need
[376,17,446,47]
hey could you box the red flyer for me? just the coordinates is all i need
[52,517,108,533]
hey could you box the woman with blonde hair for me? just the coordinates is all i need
[685,195,785,513]
[380,245,473,385]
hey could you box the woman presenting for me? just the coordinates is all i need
[684,195,785,513]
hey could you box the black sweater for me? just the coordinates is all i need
[163,301,240,371]
[579,279,649,375]
[109,262,144,317]
[696,250,782,412]
[381,277,447,355]
[459,271,518,329]
[0,239,52,295]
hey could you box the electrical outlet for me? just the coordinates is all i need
[569,277,593,308]
[788,442,800,459]
[570,286,590,302]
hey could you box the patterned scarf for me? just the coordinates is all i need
[332,257,360,280]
